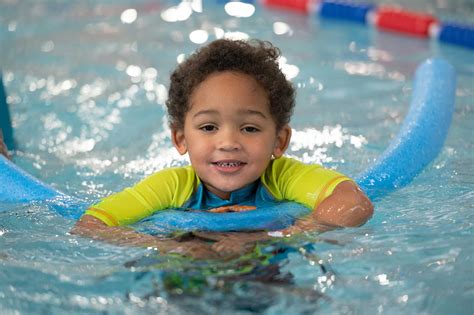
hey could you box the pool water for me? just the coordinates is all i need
[1,0,473,314]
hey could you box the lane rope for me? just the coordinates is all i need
[263,0,474,50]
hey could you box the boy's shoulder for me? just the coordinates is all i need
[153,164,195,176]
[265,156,322,174]
[263,156,347,188]
[139,165,199,187]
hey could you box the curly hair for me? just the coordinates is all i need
[166,39,295,130]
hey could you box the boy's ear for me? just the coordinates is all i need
[273,124,292,158]
[171,128,187,155]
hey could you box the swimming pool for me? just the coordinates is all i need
[1,0,473,314]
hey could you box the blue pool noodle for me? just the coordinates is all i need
[355,58,455,200]
[0,58,456,232]
[135,203,312,233]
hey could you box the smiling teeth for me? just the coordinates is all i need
[217,162,241,167]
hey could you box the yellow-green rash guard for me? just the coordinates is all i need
[85,156,352,226]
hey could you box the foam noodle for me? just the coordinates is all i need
[0,58,456,231]
[356,58,455,200]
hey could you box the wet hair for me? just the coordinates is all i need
[166,38,295,130]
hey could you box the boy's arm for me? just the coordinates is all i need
[72,214,162,247]
[200,181,373,249]
[71,215,218,259]
[281,180,373,235]
[264,158,373,234]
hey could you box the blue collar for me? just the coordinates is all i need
[205,180,258,205]
[184,180,259,211]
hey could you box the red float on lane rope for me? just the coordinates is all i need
[372,7,438,38]
[262,0,314,14]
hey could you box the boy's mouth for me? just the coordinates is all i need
[212,160,246,168]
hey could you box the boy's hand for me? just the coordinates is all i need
[192,231,273,243]
[153,238,219,260]
[280,219,338,236]
[211,234,256,258]
[192,231,273,258]
[73,215,217,260]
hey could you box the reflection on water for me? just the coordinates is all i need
[224,2,255,18]
[161,2,193,22]
[120,8,137,24]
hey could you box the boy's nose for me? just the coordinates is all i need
[218,129,241,151]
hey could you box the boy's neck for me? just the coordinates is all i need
[204,180,259,202]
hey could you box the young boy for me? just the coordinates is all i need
[72,39,373,259]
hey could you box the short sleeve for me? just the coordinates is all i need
[85,166,198,226]
[261,157,352,210]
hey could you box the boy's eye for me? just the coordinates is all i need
[200,125,217,132]
[242,126,260,133]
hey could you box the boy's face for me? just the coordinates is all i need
[172,71,291,200]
